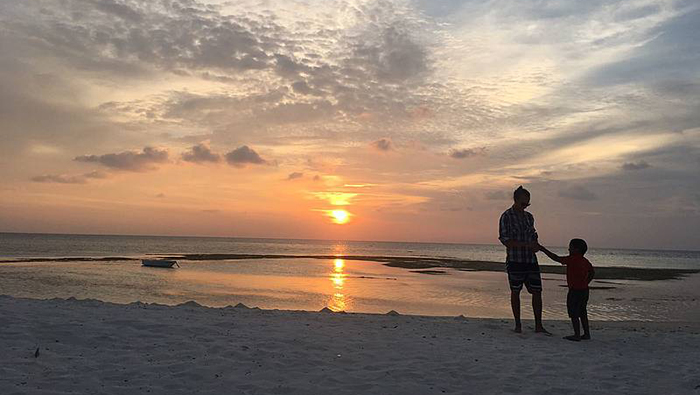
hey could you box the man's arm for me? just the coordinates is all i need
[530,214,539,250]
[537,244,563,263]
[499,213,539,249]
[531,213,538,242]
[498,213,511,246]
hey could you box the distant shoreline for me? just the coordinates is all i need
[2,253,698,281]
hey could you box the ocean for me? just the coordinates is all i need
[1,232,699,321]
[1,232,699,269]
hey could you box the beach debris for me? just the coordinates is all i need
[234,303,250,309]
[34,347,40,358]
[454,315,467,320]
[385,310,400,316]
[410,270,448,275]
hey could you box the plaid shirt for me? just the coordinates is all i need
[499,207,538,264]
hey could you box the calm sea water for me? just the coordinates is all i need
[1,232,699,269]
[1,233,699,321]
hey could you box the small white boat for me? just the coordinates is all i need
[141,259,179,268]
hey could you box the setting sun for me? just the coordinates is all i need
[330,210,350,224]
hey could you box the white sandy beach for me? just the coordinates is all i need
[1,295,699,395]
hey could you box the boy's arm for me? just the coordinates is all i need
[537,244,563,263]
[587,265,595,284]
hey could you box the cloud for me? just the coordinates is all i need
[4,0,278,76]
[30,170,107,184]
[31,174,86,184]
[181,143,221,164]
[353,25,429,82]
[74,147,169,171]
[584,7,700,87]
[621,160,651,171]
[311,192,357,206]
[224,146,267,168]
[93,0,143,23]
[291,81,312,95]
[413,188,473,213]
[558,185,598,201]
[449,147,484,159]
[0,0,455,165]
[485,190,510,201]
[287,172,304,180]
[4,0,700,249]
[371,138,393,151]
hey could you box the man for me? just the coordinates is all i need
[498,186,549,334]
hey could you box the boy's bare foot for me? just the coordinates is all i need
[513,324,522,333]
[581,334,591,340]
[564,335,581,341]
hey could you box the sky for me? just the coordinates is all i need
[1,0,699,250]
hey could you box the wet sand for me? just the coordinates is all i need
[2,253,698,281]
[1,257,699,321]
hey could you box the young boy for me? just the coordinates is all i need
[538,239,595,341]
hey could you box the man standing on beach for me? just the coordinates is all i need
[498,186,549,334]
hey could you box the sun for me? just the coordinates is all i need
[315,208,352,224]
[329,209,350,224]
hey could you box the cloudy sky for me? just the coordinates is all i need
[1,0,699,249]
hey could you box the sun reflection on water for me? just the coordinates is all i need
[328,258,348,312]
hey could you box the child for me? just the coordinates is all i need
[538,239,595,341]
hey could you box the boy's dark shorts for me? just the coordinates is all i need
[506,262,542,294]
[567,289,589,318]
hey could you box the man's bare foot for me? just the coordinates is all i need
[513,324,522,333]
[581,334,591,340]
[535,327,552,336]
[564,335,581,341]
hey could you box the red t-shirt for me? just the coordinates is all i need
[561,255,594,290]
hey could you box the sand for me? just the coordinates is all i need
[1,295,699,395]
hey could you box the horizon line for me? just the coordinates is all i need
[1,231,698,254]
